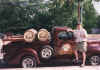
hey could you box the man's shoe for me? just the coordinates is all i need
[80,64,85,67]
[76,59,79,63]
[73,59,79,64]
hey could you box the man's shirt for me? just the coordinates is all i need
[74,28,88,42]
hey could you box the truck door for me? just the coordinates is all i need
[54,31,74,55]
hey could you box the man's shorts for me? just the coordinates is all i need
[75,41,87,52]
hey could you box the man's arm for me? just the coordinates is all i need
[82,29,88,38]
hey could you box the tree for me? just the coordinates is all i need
[0,0,51,34]
[83,0,97,33]
[72,0,98,33]
[0,0,99,34]
[0,0,73,34]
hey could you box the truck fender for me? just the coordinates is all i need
[9,48,40,65]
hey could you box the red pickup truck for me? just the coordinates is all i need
[1,26,100,68]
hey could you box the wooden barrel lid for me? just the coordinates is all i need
[38,29,51,41]
[24,29,37,42]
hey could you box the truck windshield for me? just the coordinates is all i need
[66,31,74,40]
[58,31,74,40]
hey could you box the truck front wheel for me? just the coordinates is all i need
[21,55,37,68]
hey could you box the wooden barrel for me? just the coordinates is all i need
[24,29,37,42]
[38,29,51,41]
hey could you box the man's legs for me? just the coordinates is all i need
[81,52,86,65]
[74,50,79,61]
[74,51,86,67]
[81,42,87,67]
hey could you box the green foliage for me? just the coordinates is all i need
[96,16,100,28]
[72,0,98,33]
[48,1,73,27]
[0,0,99,34]
[0,0,51,34]
[0,0,73,34]
[95,0,100,2]
[82,0,98,33]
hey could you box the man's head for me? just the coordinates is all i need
[76,23,83,29]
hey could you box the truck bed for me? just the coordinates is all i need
[88,34,100,42]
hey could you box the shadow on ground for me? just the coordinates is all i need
[0,59,90,68]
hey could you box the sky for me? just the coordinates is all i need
[92,0,100,15]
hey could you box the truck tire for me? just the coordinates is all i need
[40,46,53,59]
[90,55,100,65]
[21,55,37,68]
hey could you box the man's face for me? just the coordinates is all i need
[77,24,82,29]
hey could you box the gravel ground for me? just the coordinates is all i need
[0,66,100,70]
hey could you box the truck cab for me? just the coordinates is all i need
[52,26,75,55]
[40,27,76,62]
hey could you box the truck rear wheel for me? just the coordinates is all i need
[90,55,100,65]
[21,55,37,68]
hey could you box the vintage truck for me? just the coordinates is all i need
[1,26,100,68]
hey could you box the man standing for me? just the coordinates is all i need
[74,23,88,67]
